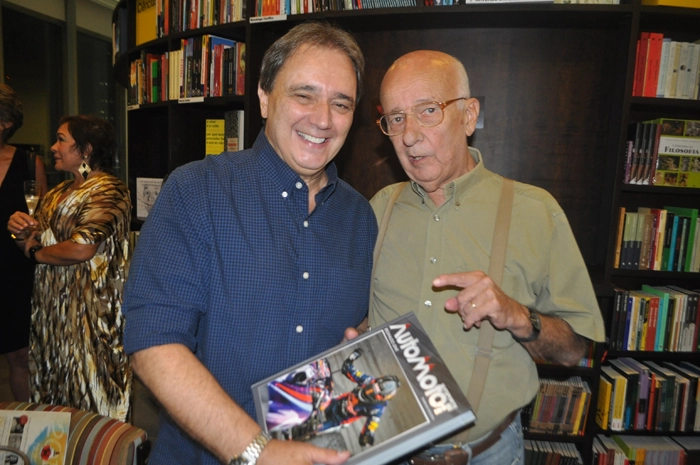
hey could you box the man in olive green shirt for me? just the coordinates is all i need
[368,51,606,464]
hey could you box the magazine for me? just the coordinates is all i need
[251,312,476,465]
[0,409,71,465]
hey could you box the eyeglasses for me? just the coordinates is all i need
[376,97,467,136]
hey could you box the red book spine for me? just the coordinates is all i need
[643,33,664,97]
[634,32,650,97]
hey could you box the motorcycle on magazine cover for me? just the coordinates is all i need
[265,357,335,441]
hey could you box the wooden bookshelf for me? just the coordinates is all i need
[114,1,700,463]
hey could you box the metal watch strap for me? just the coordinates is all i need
[228,431,270,465]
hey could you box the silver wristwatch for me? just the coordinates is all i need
[228,431,271,465]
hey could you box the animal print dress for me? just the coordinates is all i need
[28,173,132,421]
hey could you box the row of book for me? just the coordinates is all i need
[623,118,700,188]
[250,0,622,15]
[592,434,697,465]
[597,358,700,433]
[523,439,583,465]
[632,32,700,101]
[609,286,699,353]
[205,110,246,155]
[136,0,246,46]
[614,206,699,272]
[522,376,591,436]
[128,35,245,106]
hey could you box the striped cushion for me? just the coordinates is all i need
[0,402,148,465]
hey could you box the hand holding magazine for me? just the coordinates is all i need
[252,312,476,465]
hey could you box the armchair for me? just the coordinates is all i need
[0,401,150,465]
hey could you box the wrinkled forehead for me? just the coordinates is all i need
[380,67,451,112]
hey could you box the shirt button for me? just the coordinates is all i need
[424,300,432,307]
[303,221,308,228]
[303,272,309,279]
[295,182,303,189]
[296,325,303,333]
[430,257,437,264]
[281,191,288,198]
[434,215,440,221]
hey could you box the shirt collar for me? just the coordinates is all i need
[409,147,486,205]
[253,129,338,201]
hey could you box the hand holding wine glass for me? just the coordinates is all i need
[24,180,39,216]
[8,181,41,241]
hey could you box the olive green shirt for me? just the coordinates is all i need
[369,147,605,441]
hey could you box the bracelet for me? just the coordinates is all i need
[28,245,43,264]
[228,431,270,465]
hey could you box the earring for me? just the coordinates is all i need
[79,159,92,180]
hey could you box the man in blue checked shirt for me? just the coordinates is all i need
[123,22,377,465]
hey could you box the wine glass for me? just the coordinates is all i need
[24,180,39,216]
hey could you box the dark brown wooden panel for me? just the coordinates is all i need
[330,26,623,266]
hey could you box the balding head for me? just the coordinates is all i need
[380,51,470,106]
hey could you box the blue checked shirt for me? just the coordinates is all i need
[123,130,377,464]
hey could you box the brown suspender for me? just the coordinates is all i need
[370,178,515,438]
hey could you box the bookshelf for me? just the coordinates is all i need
[598,4,700,464]
[114,0,700,463]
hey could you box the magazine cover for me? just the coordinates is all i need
[0,410,70,465]
[251,312,476,465]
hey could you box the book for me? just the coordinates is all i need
[236,43,246,96]
[609,359,640,431]
[251,312,476,465]
[618,357,651,431]
[599,434,628,464]
[136,0,158,46]
[666,286,699,351]
[623,292,640,351]
[693,217,700,272]
[620,212,639,269]
[610,288,629,351]
[675,42,691,100]
[656,286,686,352]
[637,290,660,351]
[661,212,678,270]
[628,123,645,184]
[224,110,245,152]
[0,409,71,465]
[671,436,700,463]
[634,32,650,98]
[663,362,699,432]
[601,366,627,431]
[205,118,226,156]
[636,212,654,270]
[681,42,700,99]
[654,134,700,188]
[664,206,699,272]
[645,123,662,186]
[656,38,673,97]
[637,207,661,271]
[613,207,626,269]
[135,177,164,219]
[643,361,677,432]
[641,285,670,352]
[643,32,664,97]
